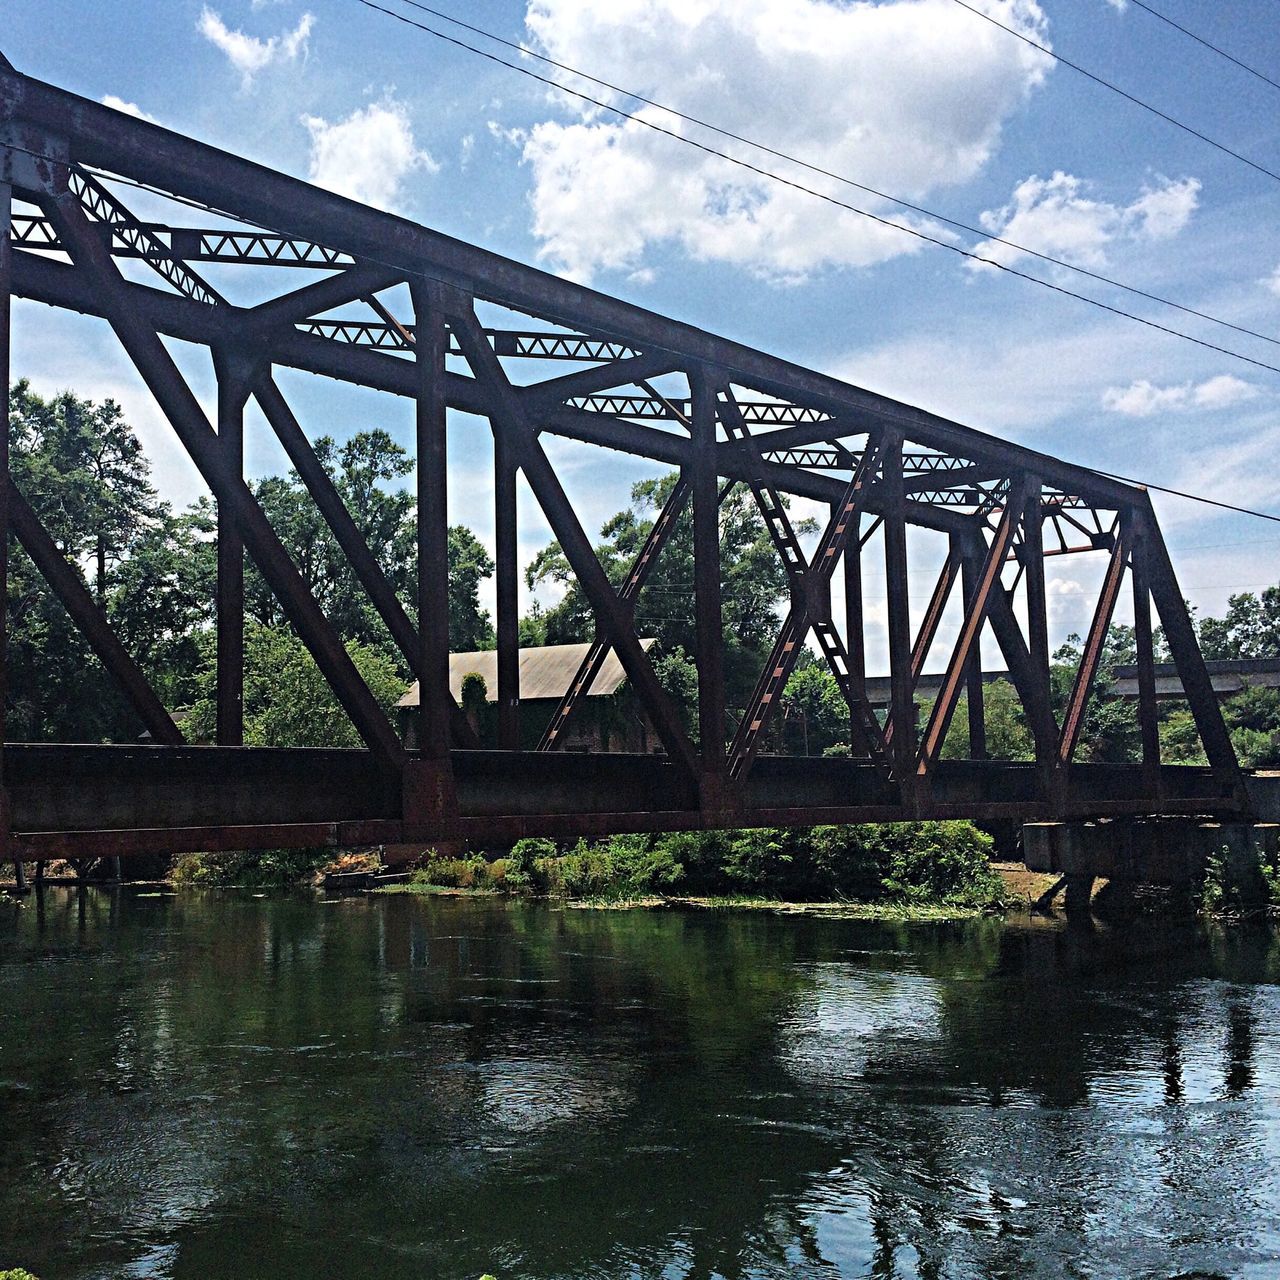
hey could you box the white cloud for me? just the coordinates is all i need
[517,0,1052,283]
[1267,264,1280,297]
[101,95,159,124]
[971,171,1200,271]
[197,7,314,88]
[302,100,437,210]
[1101,374,1258,417]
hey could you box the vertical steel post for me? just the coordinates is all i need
[0,182,11,861]
[882,432,915,780]
[1129,512,1162,797]
[843,503,865,753]
[1023,483,1053,771]
[959,541,987,759]
[410,280,453,763]
[495,432,519,749]
[691,368,727,802]
[214,353,248,745]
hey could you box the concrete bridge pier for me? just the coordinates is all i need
[1023,818,1280,909]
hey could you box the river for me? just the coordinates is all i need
[2,888,1279,1279]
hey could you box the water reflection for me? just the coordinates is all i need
[2,889,1279,1279]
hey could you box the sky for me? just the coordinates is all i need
[4,0,1280,670]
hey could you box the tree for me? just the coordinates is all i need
[7,383,179,742]
[9,381,165,599]
[236,430,494,659]
[780,659,848,756]
[1199,588,1280,660]
[1049,625,1140,763]
[447,525,495,651]
[184,622,405,747]
[525,473,813,707]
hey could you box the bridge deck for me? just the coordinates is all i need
[8,745,1240,859]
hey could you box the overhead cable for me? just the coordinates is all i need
[950,0,1280,183]
[1125,0,1280,94]
[367,0,1280,352]
[350,1,1280,378]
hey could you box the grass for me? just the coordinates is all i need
[373,883,994,920]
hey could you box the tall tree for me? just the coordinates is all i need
[7,383,176,741]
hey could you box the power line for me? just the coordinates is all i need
[950,0,1280,184]
[351,1,1280,380]
[372,0,1280,353]
[1100,471,1280,524]
[1125,0,1280,94]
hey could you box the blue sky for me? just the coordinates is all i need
[5,0,1280,662]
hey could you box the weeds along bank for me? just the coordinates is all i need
[404,822,1005,909]
[169,821,1005,908]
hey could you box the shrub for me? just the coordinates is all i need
[169,847,330,887]
[1197,842,1272,916]
[412,855,490,890]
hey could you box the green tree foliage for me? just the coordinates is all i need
[780,657,848,756]
[235,430,494,654]
[1049,625,1140,763]
[185,622,404,747]
[1198,587,1280,660]
[7,382,195,741]
[931,679,1035,761]
[525,473,813,705]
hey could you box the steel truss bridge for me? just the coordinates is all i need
[0,57,1249,861]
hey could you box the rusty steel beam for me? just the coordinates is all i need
[691,368,727,797]
[9,481,183,745]
[1058,527,1130,766]
[1129,511,1162,799]
[247,261,402,334]
[960,548,987,760]
[521,351,673,408]
[214,349,250,746]
[0,69,1150,513]
[917,482,1026,775]
[1021,483,1054,767]
[495,432,520,751]
[1140,499,1242,791]
[410,280,454,764]
[882,433,915,780]
[883,545,962,749]
[42,185,406,768]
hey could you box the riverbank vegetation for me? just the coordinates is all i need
[395,821,1007,910]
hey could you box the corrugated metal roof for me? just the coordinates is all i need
[398,639,658,707]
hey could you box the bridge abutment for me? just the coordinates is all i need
[1023,818,1280,893]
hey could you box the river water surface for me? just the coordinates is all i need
[2,888,1280,1279]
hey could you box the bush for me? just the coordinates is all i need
[411,855,490,890]
[1197,842,1273,916]
[170,847,331,887]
